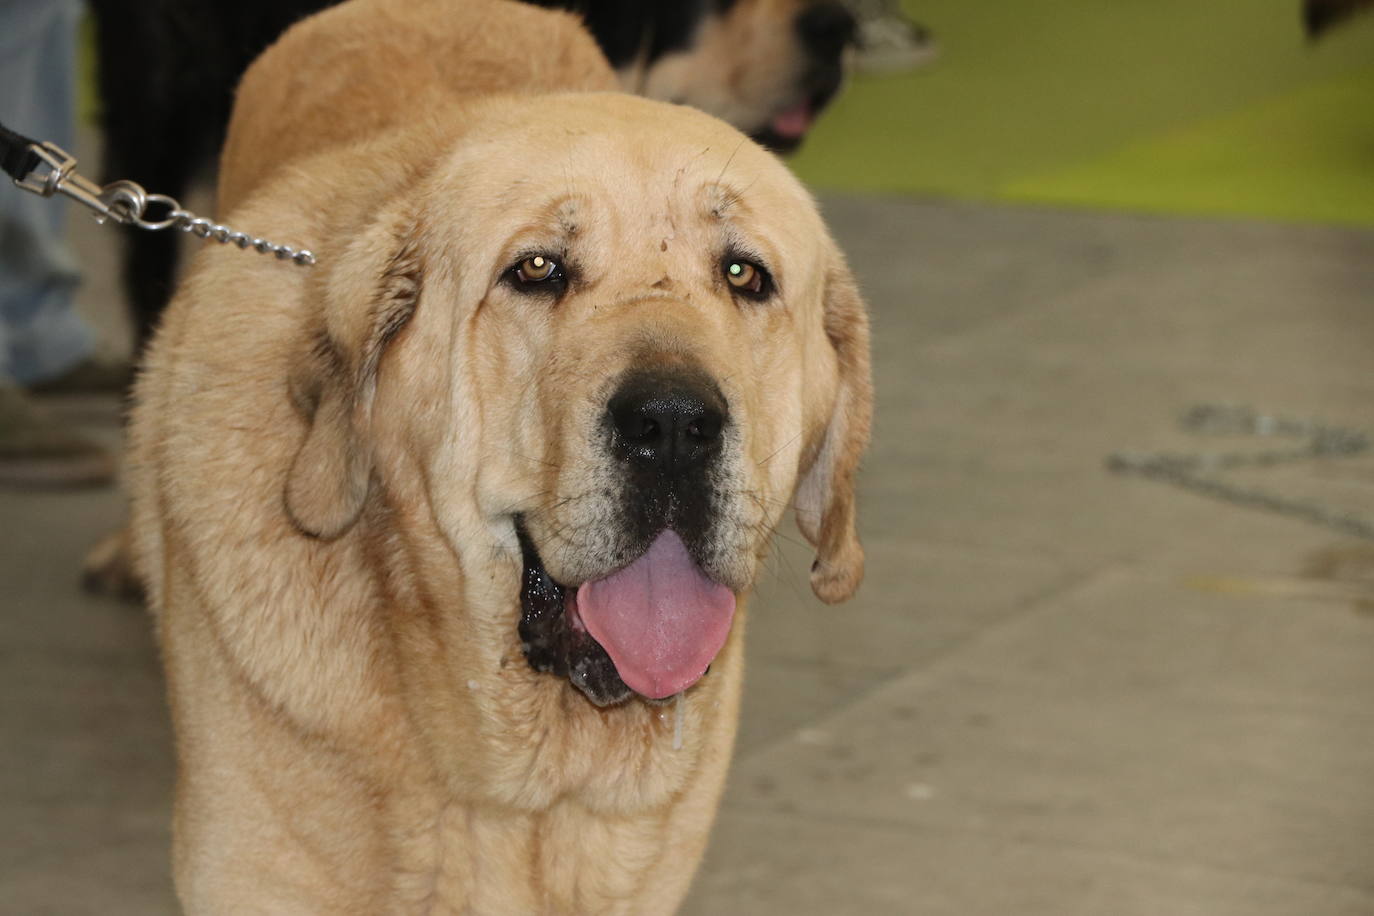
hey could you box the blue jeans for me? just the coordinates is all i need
[0,0,92,385]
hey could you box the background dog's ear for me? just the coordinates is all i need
[284,211,423,539]
[795,252,873,604]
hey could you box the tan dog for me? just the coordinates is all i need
[128,0,872,910]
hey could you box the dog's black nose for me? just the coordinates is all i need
[609,370,726,475]
[796,2,857,57]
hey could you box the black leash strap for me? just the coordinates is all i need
[0,119,43,185]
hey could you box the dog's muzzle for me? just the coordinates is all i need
[518,367,737,706]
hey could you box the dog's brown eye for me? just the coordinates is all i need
[517,255,557,283]
[506,254,568,296]
[725,261,756,288]
[723,258,771,299]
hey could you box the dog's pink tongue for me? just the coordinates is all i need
[577,531,736,700]
[771,101,814,139]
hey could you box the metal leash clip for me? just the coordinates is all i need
[13,140,316,267]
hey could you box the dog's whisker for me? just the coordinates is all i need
[756,431,802,467]
[488,449,561,469]
[674,145,712,192]
[712,137,748,193]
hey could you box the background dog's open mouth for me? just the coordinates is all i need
[769,99,815,142]
[753,79,843,153]
[517,523,736,706]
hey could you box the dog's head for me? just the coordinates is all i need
[579,0,858,153]
[284,94,871,708]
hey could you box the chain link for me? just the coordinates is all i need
[1108,405,1374,541]
[134,197,317,266]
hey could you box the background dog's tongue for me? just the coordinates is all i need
[770,101,814,139]
[577,530,736,699]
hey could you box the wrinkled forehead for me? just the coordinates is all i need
[429,94,823,255]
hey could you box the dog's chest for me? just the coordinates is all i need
[387,799,681,914]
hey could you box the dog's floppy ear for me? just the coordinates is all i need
[284,209,423,539]
[795,251,873,604]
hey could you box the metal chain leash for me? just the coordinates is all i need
[8,137,315,267]
[1108,404,1374,541]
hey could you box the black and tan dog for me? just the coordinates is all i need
[128,0,871,909]
[88,0,858,352]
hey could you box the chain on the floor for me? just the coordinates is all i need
[1107,404,1374,541]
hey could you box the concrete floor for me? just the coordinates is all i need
[4,172,1374,912]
